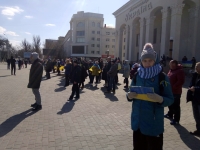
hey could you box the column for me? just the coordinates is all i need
[125,25,130,60]
[170,3,185,60]
[128,24,133,61]
[160,7,169,57]
[145,16,156,43]
[139,18,145,56]
[189,5,200,57]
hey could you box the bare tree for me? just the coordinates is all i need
[21,39,32,52]
[32,35,42,57]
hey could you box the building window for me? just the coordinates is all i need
[136,34,140,47]
[97,51,100,54]
[112,45,115,48]
[97,31,100,34]
[76,31,85,36]
[91,51,94,54]
[153,28,157,44]
[92,22,95,27]
[92,37,95,41]
[106,38,110,41]
[91,44,95,47]
[76,37,85,43]
[97,23,101,27]
[97,44,100,47]
[112,32,115,35]
[106,32,110,35]
[105,45,109,48]
[92,31,95,34]
[124,38,126,42]
[77,22,84,27]
[112,39,115,42]
[97,38,100,41]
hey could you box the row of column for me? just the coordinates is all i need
[123,2,199,61]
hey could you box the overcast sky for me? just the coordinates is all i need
[0,0,128,48]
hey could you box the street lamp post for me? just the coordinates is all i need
[169,37,173,59]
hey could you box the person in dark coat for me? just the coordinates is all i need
[18,58,22,70]
[191,57,196,69]
[165,60,185,125]
[7,58,10,69]
[27,52,43,111]
[79,62,87,88]
[102,63,108,86]
[24,59,28,68]
[10,56,16,75]
[64,59,72,87]
[45,58,52,79]
[57,59,61,75]
[188,62,200,136]
[69,60,81,100]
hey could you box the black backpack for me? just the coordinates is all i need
[132,71,166,95]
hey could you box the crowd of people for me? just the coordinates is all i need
[7,42,199,149]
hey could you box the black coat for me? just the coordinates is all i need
[188,72,200,104]
[71,65,81,83]
[10,58,16,66]
[27,59,43,89]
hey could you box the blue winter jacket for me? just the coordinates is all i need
[129,72,174,136]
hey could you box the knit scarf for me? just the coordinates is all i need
[137,64,162,79]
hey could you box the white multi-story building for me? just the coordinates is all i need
[64,11,116,59]
[113,0,200,61]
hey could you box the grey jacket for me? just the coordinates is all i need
[108,64,118,77]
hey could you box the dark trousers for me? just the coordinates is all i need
[57,68,60,75]
[90,75,99,83]
[89,72,92,83]
[79,82,84,88]
[192,100,200,132]
[107,76,115,92]
[70,83,79,99]
[167,94,181,122]
[115,71,119,83]
[65,74,69,86]
[25,63,27,68]
[133,129,163,150]
[46,72,51,79]
[124,78,129,86]
[11,65,16,75]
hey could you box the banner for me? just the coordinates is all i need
[24,52,32,58]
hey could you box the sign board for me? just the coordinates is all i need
[24,52,32,58]
[101,55,114,58]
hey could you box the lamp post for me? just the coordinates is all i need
[169,37,173,59]
[106,49,109,58]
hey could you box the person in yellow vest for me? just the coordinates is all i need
[89,61,101,84]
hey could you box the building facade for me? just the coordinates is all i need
[64,11,116,59]
[113,0,200,61]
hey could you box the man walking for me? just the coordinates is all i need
[165,60,185,125]
[10,56,16,75]
[27,52,43,111]
[69,60,81,100]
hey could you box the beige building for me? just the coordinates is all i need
[113,0,200,61]
[64,11,116,59]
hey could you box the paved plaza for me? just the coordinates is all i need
[0,63,199,150]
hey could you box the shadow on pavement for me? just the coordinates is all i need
[100,87,118,102]
[57,99,79,115]
[84,83,100,91]
[54,87,66,92]
[0,109,37,138]
[0,75,12,77]
[174,124,200,149]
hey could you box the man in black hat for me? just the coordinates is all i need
[69,60,81,100]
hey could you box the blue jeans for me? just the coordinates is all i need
[107,76,115,92]
[192,100,200,131]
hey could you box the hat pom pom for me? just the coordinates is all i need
[143,43,153,50]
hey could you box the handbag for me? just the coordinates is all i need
[186,90,194,103]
